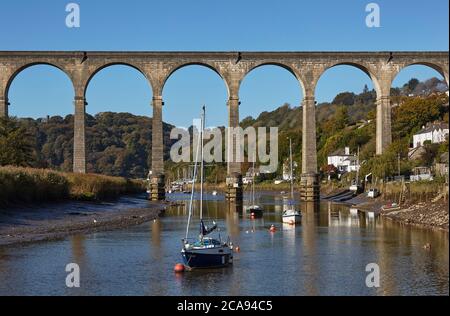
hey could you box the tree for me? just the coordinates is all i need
[405,78,419,94]
[363,84,369,94]
[392,94,447,140]
[332,92,355,106]
[321,164,338,179]
[0,117,34,166]
[334,106,350,130]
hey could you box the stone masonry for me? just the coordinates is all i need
[0,51,448,201]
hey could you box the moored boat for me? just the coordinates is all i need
[281,138,301,224]
[282,209,301,224]
[181,106,233,269]
[245,161,264,217]
[245,204,264,217]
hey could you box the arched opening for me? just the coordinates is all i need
[392,64,448,98]
[162,64,228,184]
[389,64,449,179]
[84,65,153,178]
[85,64,152,116]
[314,65,377,180]
[5,64,75,170]
[7,64,75,118]
[162,64,228,127]
[239,64,303,180]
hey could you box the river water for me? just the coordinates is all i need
[0,192,448,296]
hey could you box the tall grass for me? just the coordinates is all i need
[383,180,447,203]
[0,166,145,207]
[64,172,145,200]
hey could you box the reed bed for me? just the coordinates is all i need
[382,180,447,203]
[0,166,145,206]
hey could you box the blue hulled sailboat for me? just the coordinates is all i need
[181,106,233,269]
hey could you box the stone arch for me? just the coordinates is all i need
[314,61,382,98]
[241,62,306,98]
[161,62,230,98]
[391,61,449,88]
[5,62,76,98]
[83,62,153,98]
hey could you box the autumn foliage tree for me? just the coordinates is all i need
[0,117,34,167]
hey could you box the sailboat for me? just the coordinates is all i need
[282,138,301,224]
[181,106,233,269]
[244,161,264,217]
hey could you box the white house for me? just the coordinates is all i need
[327,147,360,173]
[413,122,449,148]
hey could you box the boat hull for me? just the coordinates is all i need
[282,214,301,224]
[245,206,264,217]
[182,248,233,269]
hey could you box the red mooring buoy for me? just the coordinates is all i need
[269,225,277,233]
[174,263,185,273]
[235,246,241,253]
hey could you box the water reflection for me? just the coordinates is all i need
[0,192,447,296]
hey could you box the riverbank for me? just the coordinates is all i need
[0,166,146,207]
[0,195,166,246]
[338,183,449,232]
[381,199,449,232]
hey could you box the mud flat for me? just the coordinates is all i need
[0,195,166,246]
[381,200,449,232]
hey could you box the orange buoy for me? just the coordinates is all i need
[269,225,277,233]
[235,246,241,253]
[174,263,185,273]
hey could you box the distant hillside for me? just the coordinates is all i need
[17,112,174,179]
[3,77,448,180]
[240,78,448,177]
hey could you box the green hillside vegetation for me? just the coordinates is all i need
[1,113,174,179]
[241,78,448,180]
[0,78,448,182]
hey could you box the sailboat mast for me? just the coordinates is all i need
[252,161,255,205]
[185,114,202,240]
[356,146,360,185]
[289,138,294,200]
[200,106,205,221]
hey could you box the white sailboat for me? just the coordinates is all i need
[282,138,301,224]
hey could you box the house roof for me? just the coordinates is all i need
[415,122,449,135]
[343,156,358,162]
[328,148,353,157]
[408,146,426,160]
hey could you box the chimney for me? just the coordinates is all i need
[345,147,350,155]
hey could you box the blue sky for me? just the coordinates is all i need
[1,0,448,126]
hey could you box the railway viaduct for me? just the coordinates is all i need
[0,51,448,201]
